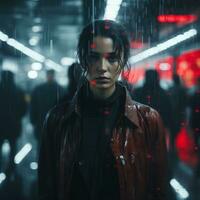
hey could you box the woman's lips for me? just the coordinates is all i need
[90,77,111,85]
[95,77,110,82]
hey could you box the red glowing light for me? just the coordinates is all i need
[175,127,199,167]
[157,15,198,25]
[177,49,200,88]
[130,40,144,49]
[90,43,96,49]
[90,80,96,86]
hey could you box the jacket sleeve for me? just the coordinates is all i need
[149,109,169,200]
[38,110,57,200]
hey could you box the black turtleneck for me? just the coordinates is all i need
[70,82,125,200]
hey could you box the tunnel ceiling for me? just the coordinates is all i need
[0,0,200,62]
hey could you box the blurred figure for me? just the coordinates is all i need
[0,70,27,176]
[30,69,65,145]
[188,77,200,195]
[133,69,174,136]
[133,69,176,199]
[189,77,200,136]
[62,62,83,102]
[187,77,200,200]
[168,74,187,154]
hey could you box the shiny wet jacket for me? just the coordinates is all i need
[38,84,168,200]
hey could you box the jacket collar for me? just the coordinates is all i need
[67,82,140,128]
[124,89,140,128]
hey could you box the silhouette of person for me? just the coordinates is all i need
[189,77,200,172]
[0,70,27,176]
[168,74,187,150]
[133,69,176,199]
[187,77,200,200]
[133,69,174,135]
[30,69,65,145]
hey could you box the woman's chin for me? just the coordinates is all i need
[94,82,112,89]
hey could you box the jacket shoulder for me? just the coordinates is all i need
[133,101,162,127]
[134,101,158,116]
[133,101,165,141]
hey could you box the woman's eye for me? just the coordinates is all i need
[108,57,118,63]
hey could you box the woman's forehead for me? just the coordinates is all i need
[89,36,114,53]
[88,51,117,58]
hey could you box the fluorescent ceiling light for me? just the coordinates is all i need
[30,162,38,170]
[45,59,63,72]
[29,36,40,46]
[103,0,123,20]
[7,38,45,62]
[60,57,75,66]
[0,31,8,42]
[31,62,43,71]
[14,143,32,164]
[32,25,43,33]
[0,30,65,71]
[28,70,38,79]
[2,140,10,154]
[129,28,197,64]
[170,178,189,199]
[104,6,120,20]
[107,0,122,4]
[2,59,18,72]
[0,173,6,184]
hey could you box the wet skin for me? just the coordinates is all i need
[86,36,123,99]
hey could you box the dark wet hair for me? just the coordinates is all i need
[77,20,130,73]
[67,62,83,88]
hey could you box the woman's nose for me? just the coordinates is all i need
[97,58,108,72]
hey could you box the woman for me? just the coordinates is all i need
[38,20,168,200]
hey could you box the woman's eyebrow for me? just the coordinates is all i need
[89,51,117,57]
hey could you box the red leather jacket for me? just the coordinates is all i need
[38,84,168,200]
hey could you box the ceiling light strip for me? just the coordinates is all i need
[129,28,197,64]
[0,31,9,41]
[0,30,63,71]
[0,173,6,184]
[103,0,123,21]
[170,178,189,199]
[14,143,32,164]
[7,38,45,62]
[45,59,63,71]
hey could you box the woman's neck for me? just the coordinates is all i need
[89,84,116,100]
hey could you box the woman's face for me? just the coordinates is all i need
[86,36,123,93]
